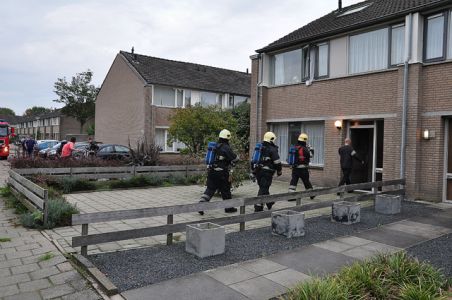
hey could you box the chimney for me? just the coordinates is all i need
[338,0,342,10]
[246,68,249,74]
[131,46,134,54]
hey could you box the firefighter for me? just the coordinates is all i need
[252,132,282,212]
[288,133,315,200]
[198,129,239,215]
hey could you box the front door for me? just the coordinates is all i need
[350,128,374,185]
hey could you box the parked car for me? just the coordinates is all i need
[96,144,131,160]
[39,141,67,159]
[35,140,59,151]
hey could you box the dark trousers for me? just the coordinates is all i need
[339,168,352,186]
[255,170,274,210]
[289,168,313,191]
[201,169,231,201]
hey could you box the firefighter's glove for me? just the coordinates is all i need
[277,170,282,177]
[249,173,256,182]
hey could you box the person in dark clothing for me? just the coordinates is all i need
[25,136,36,158]
[288,133,315,200]
[251,132,282,212]
[199,129,239,215]
[338,138,365,188]
[87,137,99,152]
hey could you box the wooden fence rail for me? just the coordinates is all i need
[72,179,405,256]
[13,165,206,180]
[7,170,49,225]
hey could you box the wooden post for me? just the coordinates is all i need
[166,215,173,245]
[43,189,49,227]
[239,206,245,231]
[81,224,88,256]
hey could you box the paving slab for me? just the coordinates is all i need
[204,265,258,285]
[355,227,427,248]
[263,268,311,288]
[268,245,356,276]
[122,273,248,300]
[228,276,287,300]
[239,259,287,275]
[409,214,452,229]
[383,220,452,238]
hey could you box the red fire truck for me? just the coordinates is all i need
[0,119,15,160]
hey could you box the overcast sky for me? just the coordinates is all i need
[0,0,362,115]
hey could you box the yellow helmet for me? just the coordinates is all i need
[298,133,308,142]
[263,132,276,143]
[219,129,231,140]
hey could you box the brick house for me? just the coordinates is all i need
[12,110,93,141]
[250,0,452,202]
[95,51,251,157]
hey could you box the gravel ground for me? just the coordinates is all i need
[407,233,452,278]
[90,202,441,291]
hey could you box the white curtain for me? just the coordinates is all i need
[301,122,324,166]
[271,123,289,162]
[426,14,444,60]
[273,49,302,85]
[155,129,166,151]
[391,25,405,65]
[448,11,452,59]
[154,86,175,107]
[318,44,329,77]
[349,28,389,74]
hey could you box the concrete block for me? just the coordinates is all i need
[271,210,305,238]
[375,194,402,215]
[185,222,225,258]
[331,201,360,225]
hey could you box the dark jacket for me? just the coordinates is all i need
[214,138,238,169]
[256,141,282,173]
[338,144,360,169]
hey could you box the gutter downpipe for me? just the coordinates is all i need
[256,54,263,144]
[400,13,413,182]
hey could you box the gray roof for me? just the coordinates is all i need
[120,51,251,96]
[13,110,62,123]
[257,0,449,53]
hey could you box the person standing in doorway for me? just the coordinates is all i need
[288,133,315,200]
[338,138,364,190]
[252,132,282,212]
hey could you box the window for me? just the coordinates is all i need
[425,13,446,61]
[271,121,324,165]
[155,128,185,152]
[200,91,218,107]
[154,86,175,107]
[349,28,389,74]
[272,49,302,85]
[302,47,310,81]
[217,94,224,107]
[316,43,329,78]
[99,146,114,153]
[185,90,192,106]
[229,95,248,108]
[176,89,183,107]
[115,145,130,153]
[391,24,405,65]
[449,11,452,58]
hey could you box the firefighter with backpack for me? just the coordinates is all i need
[288,133,315,199]
[251,132,282,212]
[198,129,239,215]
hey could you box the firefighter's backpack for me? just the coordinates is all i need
[287,145,307,166]
[205,141,217,166]
[251,143,263,165]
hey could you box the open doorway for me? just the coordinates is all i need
[350,128,374,185]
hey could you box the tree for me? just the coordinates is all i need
[0,107,15,116]
[230,102,250,155]
[23,106,52,117]
[53,70,99,133]
[168,104,237,155]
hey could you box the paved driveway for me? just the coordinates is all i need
[0,160,10,187]
[46,180,351,255]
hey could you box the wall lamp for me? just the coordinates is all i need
[335,120,343,130]
[423,129,435,140]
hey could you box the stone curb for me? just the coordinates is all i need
[72,254,119,296]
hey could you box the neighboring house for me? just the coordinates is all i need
[250,0,452,202]
[12,109,93,141]
[95,51,251,154]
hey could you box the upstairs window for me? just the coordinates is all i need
[425,13,447,62]
[272,49,302,85]
[154,86,176,107]
[302,47,310,81]
[316,43,329,78]
[229,95,248,108]
[391,24,405,65]
[349,28,389,74]
[200,91,219,107]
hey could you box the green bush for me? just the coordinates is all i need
[109,175,152,189]
[59,178,96,193]
[20,198,79,229]
[1,186,28,214]
[286,252,450,300]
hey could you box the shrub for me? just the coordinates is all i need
[109,175,152,189]
[128,136,160,166]
[20,198,79,229]
[286,252,450,300]
[59,178,96,194]
[10,157,123,169]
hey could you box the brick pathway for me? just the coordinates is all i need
[46,181,362,255]
[122,209,452,300]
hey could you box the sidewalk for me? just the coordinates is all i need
[122,207,452,300]
[0,197,101,300]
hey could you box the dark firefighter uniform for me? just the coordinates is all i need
[252,132,282,212]
[289,133,315,199]
[199,130,239,214]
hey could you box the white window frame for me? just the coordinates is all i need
[155,127,183,153]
